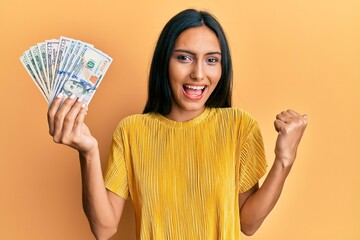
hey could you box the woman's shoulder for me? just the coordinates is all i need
[115,113,157,131]
[212,107,256,122]
[212,108,261,137]
[117,113,148,125]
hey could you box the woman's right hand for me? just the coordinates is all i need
[47,93,98,155]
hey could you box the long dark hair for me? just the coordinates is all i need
[143,9,233,115]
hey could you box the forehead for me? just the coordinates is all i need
[174,26,221,52]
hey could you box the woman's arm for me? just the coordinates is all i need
[48,93,126,240]
[238,109,308,236]
[79,148,126,240]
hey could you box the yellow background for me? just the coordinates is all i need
[1,0,359,239]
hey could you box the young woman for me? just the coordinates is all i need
[47,9,308,240]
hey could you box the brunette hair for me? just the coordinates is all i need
[143,9,233,114]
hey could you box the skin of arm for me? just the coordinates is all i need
[238,109,308,236]
[47,93,126,240]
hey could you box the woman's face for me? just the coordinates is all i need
[167,26,222,121]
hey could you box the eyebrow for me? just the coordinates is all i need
[173,49,221,56]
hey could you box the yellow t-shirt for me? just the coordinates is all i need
[104,107,267,240]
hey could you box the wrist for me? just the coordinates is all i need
[273,156,293,174]
[78,144,99,161]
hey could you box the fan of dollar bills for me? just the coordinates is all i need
[20,36,112,105]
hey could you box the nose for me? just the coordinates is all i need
[190,61,204,81]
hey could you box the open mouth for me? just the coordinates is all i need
[183,85,206,98]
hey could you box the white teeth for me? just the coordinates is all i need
[184,85,205,90]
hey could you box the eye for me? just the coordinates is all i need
[206,57,220,65]
[176,55,192,62]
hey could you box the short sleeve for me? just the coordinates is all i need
[104,124,130,199]
[238,118,267,193]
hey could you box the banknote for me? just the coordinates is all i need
[20,37,112,107]
[24,50,47,94]
[52,42,83,93]
[37,43,48,82]
[52,39,79,94]
[19,54,49,101]
[52,37,74,91]
[52,45,113,105]
[30,46,49,93]
[46,39,59,90]
[50,42,91,100]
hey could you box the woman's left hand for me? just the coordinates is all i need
[274,109,308,168]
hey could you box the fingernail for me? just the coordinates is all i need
[78,95,84,102]
[56,92,64,98]
[82,103,87,109]
[70,94,76,100]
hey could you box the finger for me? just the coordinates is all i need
[302,114,308,120]
[277,109,302,124]
[53,94,78,140]
[73,104,88,140]
[276,111,292,123]
[286,109,300,118]
[288,110,308,127]
[47,92,65,136]
[274,119,286,133]
[301,114,309,129]
[61,96,86,137]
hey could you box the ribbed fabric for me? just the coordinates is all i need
[104,108,267,240]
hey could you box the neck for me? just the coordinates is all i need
[165,107,206,122]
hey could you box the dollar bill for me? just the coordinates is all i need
[20,54,49,101]
[30,46,49,94]
[46,39,59,90]
[51,42,92,100]
[52,37,74,87]
[20,37,112,107]
[53,41,84,93]
[24,50,47,94]
[52,39,78,92]
[57,39,77,77]
[53,45,112,105]
[37,42,51,94]
[37,43,48,79]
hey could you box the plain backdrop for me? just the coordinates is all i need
[0,0,359,239]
